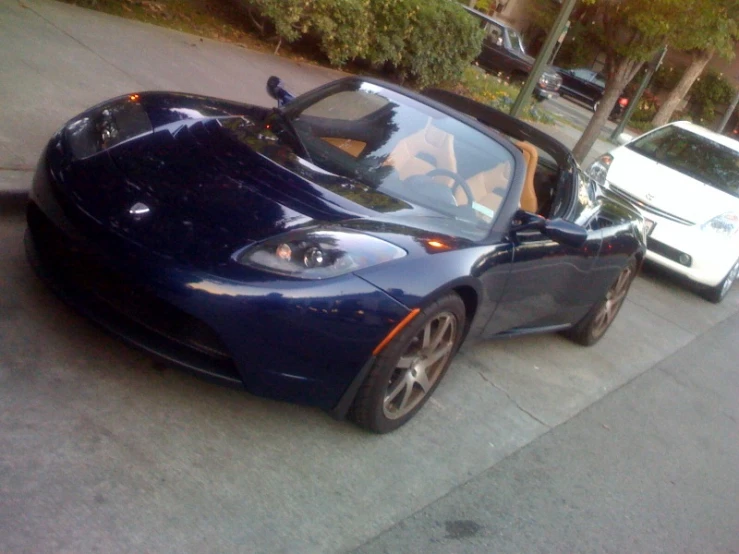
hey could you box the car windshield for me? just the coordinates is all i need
[281,81,517,239]
[508,29,525,54]
[627,125,739,198]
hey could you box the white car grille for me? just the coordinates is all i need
[610,184,694,226]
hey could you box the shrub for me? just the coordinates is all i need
[239,0,370,65]
[689,70,736,123]
[239,0,483,87]
[450,66,555,124]
[385,0,484,87]
[651,63,684,91]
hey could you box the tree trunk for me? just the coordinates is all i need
[572,58,642,163]
[651,50,713,128]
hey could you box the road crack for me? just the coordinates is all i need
[476,369,550,429]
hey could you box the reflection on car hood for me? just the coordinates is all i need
[606,146,739,224]
[66,115,438,264]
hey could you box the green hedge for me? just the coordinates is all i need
[239,0,484,87]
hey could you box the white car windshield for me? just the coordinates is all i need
[627,126,739,199]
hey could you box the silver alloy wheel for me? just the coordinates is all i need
[382,311,458,420]
[591,264,633,338]
[720,258,739,298]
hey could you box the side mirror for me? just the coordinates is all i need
[542,218,588,248]
[266,76,295,107]
[511,210,588,248]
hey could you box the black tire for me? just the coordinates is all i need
[349,293,466,433]
[702,257,739,303]
[565,258,637,346]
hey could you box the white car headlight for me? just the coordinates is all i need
[586,154,613,188]
[701,212,739,237]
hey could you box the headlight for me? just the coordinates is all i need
[587,154,613,188]
[236,229,407,279]
[64,95,151,159]
[701,212,739,238]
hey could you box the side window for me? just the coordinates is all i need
[484,23,504,45]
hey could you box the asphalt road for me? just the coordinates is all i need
[1,1,738,553]
[354,312,739,553]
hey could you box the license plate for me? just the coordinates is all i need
[644,218,656,236]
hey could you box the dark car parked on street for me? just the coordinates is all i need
[26,75,645,433]
[463,6,562,100]
[556,67,629,118]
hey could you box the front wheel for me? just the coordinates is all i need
[565,259,636,346]
[349,293,466,433]
[702,257,739,303]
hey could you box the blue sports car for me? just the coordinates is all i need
[26,76,645,433]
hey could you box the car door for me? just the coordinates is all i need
[482,220,602,336]
[479,21,508,72]
[584,73,607,106]
[567,69,599,104]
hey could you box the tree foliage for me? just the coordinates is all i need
[650,0,739,127]
[532,0,738,161]
[562,0,678,161]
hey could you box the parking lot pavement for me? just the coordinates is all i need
[2,2,739,553]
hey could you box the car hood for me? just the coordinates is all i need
[516,53,559,78]
[56,95,447,266]
[605,146,739,224]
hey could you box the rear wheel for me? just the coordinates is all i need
[702,257,739,303]
[565,259,636,346]
[349,293,466,433]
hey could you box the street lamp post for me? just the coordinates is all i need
[610,46,668,142]
[509,0,578,119]
[717,83,739,134]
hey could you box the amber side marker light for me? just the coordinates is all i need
[372,308,421,355]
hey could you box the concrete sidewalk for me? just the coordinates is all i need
[0,0,340,192]
[0,0,610,195]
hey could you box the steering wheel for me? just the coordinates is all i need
[423,168,474,207]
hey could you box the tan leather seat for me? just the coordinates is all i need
[386,120,457,181]
[515,140,539,213]
[454,163,511,212]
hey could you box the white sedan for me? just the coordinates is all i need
[588,121,739,303]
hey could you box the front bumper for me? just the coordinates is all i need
[534,86,560,100]
[607,185,739,286]
[27,161,410,412]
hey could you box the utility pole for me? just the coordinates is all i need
[610,46,667,141]
[510,0,577,119]
[717,85,739,134]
